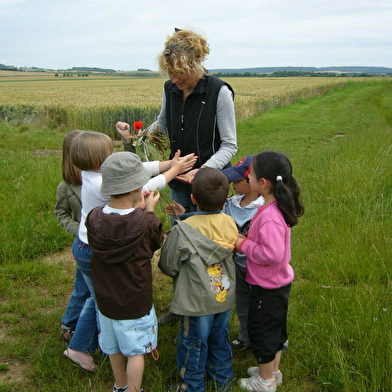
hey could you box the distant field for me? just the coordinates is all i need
[0,70,54,78]
[0,73,362,121]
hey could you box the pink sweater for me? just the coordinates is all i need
[238,201,294,289]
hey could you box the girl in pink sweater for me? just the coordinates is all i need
[236,151,304,392]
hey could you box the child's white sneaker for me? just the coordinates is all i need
[247,367,283,386]
[239,374,277,392]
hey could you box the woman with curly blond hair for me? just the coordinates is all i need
[118,28,237,217]
[156,28,237,207]
[151,27,237,392]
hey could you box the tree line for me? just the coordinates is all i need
[212,71,382,78]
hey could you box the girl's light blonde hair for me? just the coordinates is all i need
[158,29,210,78]
[62,130,84,185]
[70,131,114,171]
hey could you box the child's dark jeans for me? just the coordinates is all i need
[176,309,233,392]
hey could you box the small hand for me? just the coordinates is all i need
[172,151,198,176]
[178,153,198,172]
[235,234,246,250]
[165,200,185,216]
[115,121,131,138]
[146,190,160,212]
[134,190,147,209]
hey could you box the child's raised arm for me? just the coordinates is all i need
[142,151,197,192]
[157,150,197,174]
[161,150,197,184]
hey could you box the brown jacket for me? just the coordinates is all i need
[86,207,164,320]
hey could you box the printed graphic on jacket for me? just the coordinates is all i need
[207,263,231,303]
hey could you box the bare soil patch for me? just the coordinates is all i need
[0,358,30,385]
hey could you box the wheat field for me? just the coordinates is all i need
[0,73,362,122]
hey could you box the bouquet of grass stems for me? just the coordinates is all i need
[128,121,179,219]
[129,121,169,162]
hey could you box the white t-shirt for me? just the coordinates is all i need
[102,205,134,215]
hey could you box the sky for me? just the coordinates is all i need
[1,0,391,71]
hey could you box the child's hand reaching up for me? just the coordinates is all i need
[160,150,198,185]
[171,150,197,175]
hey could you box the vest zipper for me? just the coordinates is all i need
[196,101,205,163]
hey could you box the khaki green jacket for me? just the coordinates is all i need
[54,181,81,237]
[159,213,237,316]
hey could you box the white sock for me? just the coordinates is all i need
[259,376,273,385]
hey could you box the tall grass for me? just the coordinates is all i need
[0,80,391,391]
[0,125,69,262]
[237,85,392,392]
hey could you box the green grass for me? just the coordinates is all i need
[0,80,391,391]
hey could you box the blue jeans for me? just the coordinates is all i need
[68,237,98,354]
[61,266,90,329]
[176,309,233,392]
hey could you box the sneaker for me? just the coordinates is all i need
[247,367,283,386]
[232,338,250,351]
[61,324,75,344]
[239,374,276,392]
[113,385,128,392]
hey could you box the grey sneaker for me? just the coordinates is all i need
[239,374,276,392]
[247,368,282,386]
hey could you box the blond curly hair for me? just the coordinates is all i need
[158,29,210,78]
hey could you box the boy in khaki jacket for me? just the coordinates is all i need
[159,167,238,392]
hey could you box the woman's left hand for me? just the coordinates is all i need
[175,168,199,184]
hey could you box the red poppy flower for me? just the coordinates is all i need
[133,121,143,132]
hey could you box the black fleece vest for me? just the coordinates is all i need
[164,75,234,191]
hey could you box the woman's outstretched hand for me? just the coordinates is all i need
[175,168,199,184]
